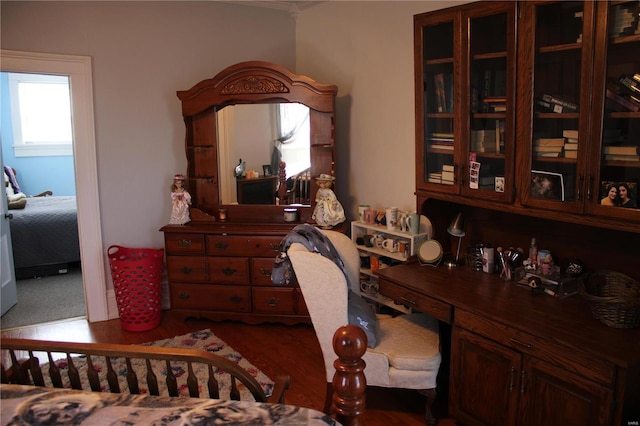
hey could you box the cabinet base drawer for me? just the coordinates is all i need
[253,287,308,315]
[378,279,452,323]
[170,283,251,312]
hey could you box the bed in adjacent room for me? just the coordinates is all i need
[9,196,80,279]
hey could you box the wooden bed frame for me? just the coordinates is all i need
[1,325,367,426]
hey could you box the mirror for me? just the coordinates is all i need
[177,61,337,222]
[217,102,311,205]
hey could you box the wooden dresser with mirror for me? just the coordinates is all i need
[161,61,338,324]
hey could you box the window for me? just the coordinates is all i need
[8,72,73,157]
[277,103,310,177]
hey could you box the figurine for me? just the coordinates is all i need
[235,159,246,178]
[312,174,345,228]
[169,174,192,225]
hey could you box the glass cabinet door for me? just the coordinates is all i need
[518,1,595,214]
[461,3,516,202]
[415,10,460,194]
[589,0,640,222]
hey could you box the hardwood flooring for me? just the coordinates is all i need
[1,311,457,425]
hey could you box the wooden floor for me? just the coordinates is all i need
[1,311,457,426]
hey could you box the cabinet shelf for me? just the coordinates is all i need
[426,112,455,118]
[425,57,454,65]
[535,112,580,119]
[538,42,582,54]
[610,34,640,45]
[473,51,507,60]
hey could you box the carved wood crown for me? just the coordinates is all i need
[221,75,289,95]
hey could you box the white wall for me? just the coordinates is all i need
[1,1,296,294]
[296,1,469,217]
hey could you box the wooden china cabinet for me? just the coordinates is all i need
[161,61,338,325]
[415,0,640,233]
[414,2,640,425]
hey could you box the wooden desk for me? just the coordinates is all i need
[377,262,640,426]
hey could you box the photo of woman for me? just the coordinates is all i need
[600,183,619,206]
[600,181,638,209]
[618,182,637,209]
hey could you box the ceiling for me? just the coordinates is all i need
[222,1,323,15]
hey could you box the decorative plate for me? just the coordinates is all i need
[417,239,442,264]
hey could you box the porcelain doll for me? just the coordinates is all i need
[170,174,192,225]
[312,174,345,228]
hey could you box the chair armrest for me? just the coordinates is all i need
[266,375,290,404]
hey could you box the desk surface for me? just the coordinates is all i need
[0,384,338,426]
[377,262,640,368]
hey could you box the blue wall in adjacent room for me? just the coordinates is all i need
[1,72,76,196]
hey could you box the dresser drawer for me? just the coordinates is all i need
[251,258,277,286]
[206,235,282,256]
[166,255,207,282]
[378,279,452,324]
[165,234,205,255]
[170,283,251,312]
[253,287,307,315]
[456,309,616,387]
[207,257,249,284]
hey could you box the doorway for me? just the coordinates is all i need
[0,50,108,323]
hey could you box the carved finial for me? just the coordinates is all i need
[332,325,367,426]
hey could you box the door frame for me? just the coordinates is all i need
[1,49,108,322]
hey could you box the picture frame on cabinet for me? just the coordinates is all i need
[530,170,565,201]
[600,181,639,209]
[262,164,272,177]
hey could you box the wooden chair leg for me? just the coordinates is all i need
[323,382,333,414]
[419,388,437,425]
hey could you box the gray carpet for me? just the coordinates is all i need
[0,267,86,329]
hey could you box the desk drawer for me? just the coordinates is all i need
[207,257,249,285]
[251,258,277,286]
[206,235,281,256]
[166,256,207,282]
[378,279,452,324]
[165,234,205,255]
[170,283,251,312]
[456,309,615,387]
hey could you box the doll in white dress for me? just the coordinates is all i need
[312,174,345,228]
[170,174,192,225]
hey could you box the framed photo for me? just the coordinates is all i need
[600,180,638,209]
[530,170,564,201]
[262,164,272,177]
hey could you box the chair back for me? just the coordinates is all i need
[288,229,360,381]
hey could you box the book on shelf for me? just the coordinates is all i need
[434,73,447,113]
[534,145,564,153]
[535,138,566,147]
[618,75,640,94]
[562,129,579,139]
[603,145,639,155]
[604,154,640,162]
[564,143,579,151]
[430,143,454,151]
[564,150,578,159]
[442,164,455,172]
[542,94,578,111]
[605,88,640,112]
[536,152,561,158]
[441,170,455,182]
[565,137,578,144]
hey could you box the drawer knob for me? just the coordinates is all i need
[180,267,193,275]
[178,239,192,248]
[266,297,280,307]
[222,267,238,276]
[178,292,191,300]
[509,338,533,349]
[230,295,244,304]
[259,268,271,276]
[215,241,229,250]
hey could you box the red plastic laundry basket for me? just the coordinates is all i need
[108,245,164,332]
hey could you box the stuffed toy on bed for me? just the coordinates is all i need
[4,165,27,209]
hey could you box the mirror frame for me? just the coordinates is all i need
[177,61,338,223]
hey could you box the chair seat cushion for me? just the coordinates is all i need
[372,313,440,371]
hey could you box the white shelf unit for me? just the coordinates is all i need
[351,221,427,313]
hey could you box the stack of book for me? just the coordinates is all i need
[603,145,640,162]
[605,73,640,112]
[609,2,640,38]
[533,137,565,158]
[563,129,579,159]
[470,129,498,153]
[428,164,455,185]
[481,96,507,112]
[427,132,454,152]
[433,73,453,113]
[537,94,578,113]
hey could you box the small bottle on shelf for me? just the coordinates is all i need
[529,237,538,266]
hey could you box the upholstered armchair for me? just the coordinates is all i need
[288,229,441,424]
